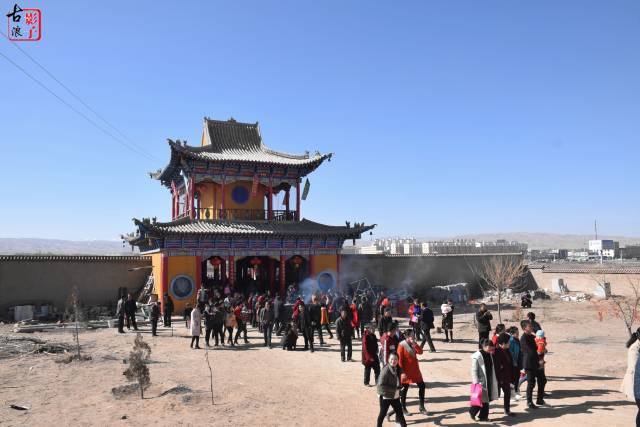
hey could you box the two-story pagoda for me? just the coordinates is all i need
[123,118,374,313]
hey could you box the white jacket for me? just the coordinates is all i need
[471,350,499,402]
[621,340,640,401]
[190,308,202,336]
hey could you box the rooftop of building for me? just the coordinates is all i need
[152,118,332,184]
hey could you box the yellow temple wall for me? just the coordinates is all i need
[196,181,266,214]
[313,254,337,275]
[167,255,199,313]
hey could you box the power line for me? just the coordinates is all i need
[0,34,159,163]
[1,29,159,161]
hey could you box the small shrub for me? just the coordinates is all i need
[123,333,151,398]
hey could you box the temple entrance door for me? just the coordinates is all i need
[285,255,309,290]
[202,256,226,294]
[235,256,275,295]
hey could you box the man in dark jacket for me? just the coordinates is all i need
[336,309,354,362]
[296,304,314,352]
[520,320,545,408]
[259,301,276,348]
[124,294,138,331]
[358,297,374,339]
[307,296,324,345]
[273,295,284,335]
[163,293,174,327]
[150,302,160,336]
[494,332,515,416]
[419,302,436,352]
[475,303,493,349]
[378,309,394,339]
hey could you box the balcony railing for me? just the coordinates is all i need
[176,208,298,222]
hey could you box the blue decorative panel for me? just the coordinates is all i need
[231,185,250,205]
[170,274,195,300]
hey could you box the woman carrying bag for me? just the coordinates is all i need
[470,339,499,422]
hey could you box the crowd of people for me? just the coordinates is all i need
[117,288,553,424]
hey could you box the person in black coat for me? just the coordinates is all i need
[307,296,325,345]
[520,320,546,408]
[163,293,174,327]
[358,297,374,339]
[419,302,436,352]
[296,304,314,352]
[124,294,138,331]
[273,295,284,336]
[336,309,354,362]
[475,303,493,349]
[378,309,394,339]
[150,302,160,336]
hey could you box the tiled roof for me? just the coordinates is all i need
[167,118,331,166]
[131,217,375,239]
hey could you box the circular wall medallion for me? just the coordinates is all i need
[231,185,250,205]
[169,274,195,300]
[317,270,336,291]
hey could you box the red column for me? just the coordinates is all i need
[269,258,275,295]
[285,188,290,218]
[308,254,315,279]
[228,255,235,287]
[171,192,175,220]
[160,254,168,313]
[189,177,195,220]
[221,179,226,216]
[296,179,301,221]
[221,259,226,282]
[195,255,202,298]
[336,253,341,291]
[279,255,286,297]
[267,178,273,220]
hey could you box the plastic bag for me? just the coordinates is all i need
[470,383,483,407]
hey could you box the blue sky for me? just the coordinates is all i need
[1,0,638,240]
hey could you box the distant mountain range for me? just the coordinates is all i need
[1,233,639,255]
[0,238,138,255]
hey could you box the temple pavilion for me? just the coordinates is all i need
[123,117,374,313]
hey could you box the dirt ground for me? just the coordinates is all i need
[0,299,635,427]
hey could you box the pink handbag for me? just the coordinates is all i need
[470,383,483,407]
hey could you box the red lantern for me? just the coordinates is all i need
[250,257,262,267]
[291,256,304,269]
[210,257,222,267]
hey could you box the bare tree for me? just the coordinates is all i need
[466,255,529,323]
[66,286,83,360]
[592,276,640,336]
[124,333,152,399]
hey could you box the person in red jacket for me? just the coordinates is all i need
[389,329,427,417]
[494,332,516,417]
[379,323,399,367]
[362,323,380,386]
[350,299,360,339]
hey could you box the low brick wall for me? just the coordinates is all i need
[0,255,151,317]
